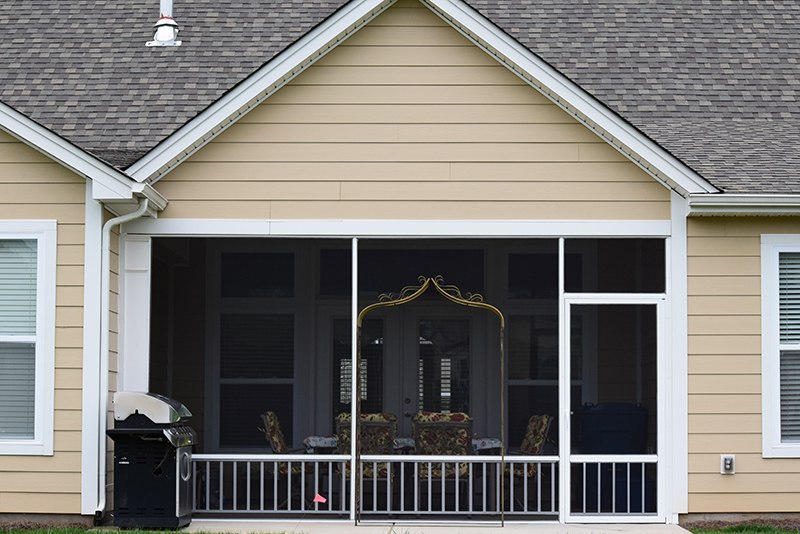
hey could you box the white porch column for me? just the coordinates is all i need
[120,235,152,391]
[350,236,358,522]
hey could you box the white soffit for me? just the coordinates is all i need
[0,102,134,200]
[126,0,719,198]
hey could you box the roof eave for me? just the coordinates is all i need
[689,193,800,216]
[0,101,168,212]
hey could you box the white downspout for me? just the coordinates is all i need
[95,198,151,520]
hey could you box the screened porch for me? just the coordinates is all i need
[146,237,664,521]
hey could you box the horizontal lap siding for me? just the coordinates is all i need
[687,217,800,512]
[158,0,668,220]
[0,130,86,513]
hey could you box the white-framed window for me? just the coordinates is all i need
[0,221,56,455]
[762,235,800,457]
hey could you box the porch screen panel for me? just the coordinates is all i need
[219,313,294,448]
[0,239,37,439]
[564,239,665,293]
[779,252,800,441]
[570,305,657,455]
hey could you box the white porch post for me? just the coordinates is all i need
[350,237,358,522]
[557,237,568,523]
[670,190,690,521]
[120,235,152,391]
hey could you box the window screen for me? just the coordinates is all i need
[0,240,37,440]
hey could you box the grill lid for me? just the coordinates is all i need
[113,391,192,424]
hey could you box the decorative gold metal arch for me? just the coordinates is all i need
[354,275,506,524]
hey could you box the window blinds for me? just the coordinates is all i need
[778,253,800,441]
[0,240,37,336]
[0,239,37,440]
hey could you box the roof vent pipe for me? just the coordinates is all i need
[146,0,181,47]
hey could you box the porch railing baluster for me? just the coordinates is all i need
[190,453,563,519]
[468,462,473,514]
[260,462,265,512]
[218,460,223,511]
[612,462,616,514]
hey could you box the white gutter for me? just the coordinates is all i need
[689,194,800,216]
[95,197,151,520]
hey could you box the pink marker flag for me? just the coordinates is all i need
[313,493,327,504]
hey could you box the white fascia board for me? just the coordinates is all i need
[421,0,718,197]
[123,218,671,237]
[127,0,396,183]
[0,102,135,200]
[131,183,169,211]
[689,194,800,216]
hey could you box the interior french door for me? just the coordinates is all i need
[562,297,665,522]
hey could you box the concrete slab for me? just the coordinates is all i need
[186,520,691,534]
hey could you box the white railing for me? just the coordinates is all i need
[191,454,558,519]
[192,454,350,516]
[570,455,658,516]
[358,454,559,517]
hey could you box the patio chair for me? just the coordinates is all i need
[507,414,552,477]
[505,414,553,511]
[411,411,472,512]
[412,411,472,477]
[335,412,398,477]
[335,412,398,511]
[258,411,310,510]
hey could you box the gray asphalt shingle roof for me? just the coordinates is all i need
[1,1,798,193]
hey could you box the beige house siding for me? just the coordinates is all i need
[0,129,86,514]
[157,0,669,220]
[688,217,800,512]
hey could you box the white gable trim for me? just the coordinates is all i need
[0,102,133,200]
[126,0,718,197]
[126,0,398,182]
[421,0,717,196]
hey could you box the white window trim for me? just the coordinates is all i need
[761,234,800,457]
[0,220,56,456]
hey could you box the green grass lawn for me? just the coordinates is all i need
[690,525,800,534]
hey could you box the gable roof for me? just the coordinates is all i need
[0,1,797,195]
[0,101,166,211]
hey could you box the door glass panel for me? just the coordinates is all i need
[570,304,657,455]
[333,318,383,418]
[418,319,469,414]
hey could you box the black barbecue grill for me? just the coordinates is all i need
[107,391,197,529]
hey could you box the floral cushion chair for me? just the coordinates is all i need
[259,411,305,475]
[509,414,552,478]
[335,412,398,479]
[412,411,472,479]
